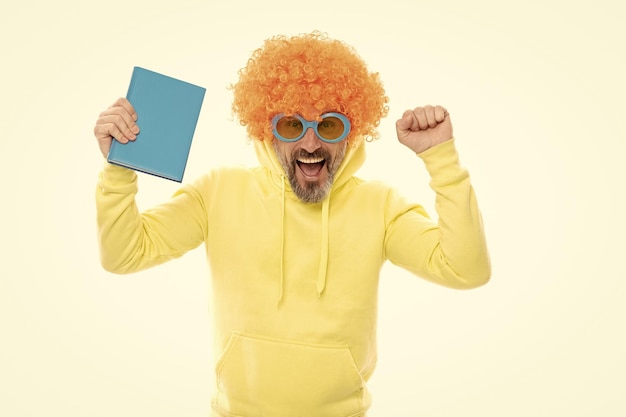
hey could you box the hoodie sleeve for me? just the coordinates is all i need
[95,162,208,274]
[383,139,491,289]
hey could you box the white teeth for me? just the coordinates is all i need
[297,157,324,164]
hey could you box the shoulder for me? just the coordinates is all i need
[176,165,259,199]
[345,176,394,194]
[337,176,398,205]
[193,165,257,184]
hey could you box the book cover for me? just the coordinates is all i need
[107,66,206,182]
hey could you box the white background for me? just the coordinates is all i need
[1,0,625,415]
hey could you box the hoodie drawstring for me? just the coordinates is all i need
[277,178,286,306]
[277,175,330,304]
[317,198,330,296]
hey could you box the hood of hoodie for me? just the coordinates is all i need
[253,138,366,302]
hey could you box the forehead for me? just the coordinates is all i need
[298,105,322,120]
[292,104,324,121]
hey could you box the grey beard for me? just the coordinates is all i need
[290,171,332,204]
[274,145,345,204]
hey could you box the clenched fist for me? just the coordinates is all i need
[396,105,453,154]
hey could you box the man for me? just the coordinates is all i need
[94,31,490,417]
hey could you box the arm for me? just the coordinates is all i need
[94,98,207,273]
[383,106,490,289]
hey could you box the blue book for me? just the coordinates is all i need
[107,67,206,182]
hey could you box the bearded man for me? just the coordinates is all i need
[94,31,490,417]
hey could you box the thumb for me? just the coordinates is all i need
[97,136,112,159]
[395,111,413,134]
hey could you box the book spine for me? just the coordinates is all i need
[126,66,140,99]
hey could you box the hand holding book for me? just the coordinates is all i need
[94,97,140,158]
[94,67,206,182]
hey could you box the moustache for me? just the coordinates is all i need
[290,148,332,164]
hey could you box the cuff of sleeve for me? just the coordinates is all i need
[416,138,467,184]
[98,161,138,192]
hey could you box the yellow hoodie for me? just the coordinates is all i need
[96,137,490,416]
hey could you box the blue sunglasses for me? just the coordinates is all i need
[271,112,351,143]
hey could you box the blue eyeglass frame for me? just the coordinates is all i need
[271,112,351,143]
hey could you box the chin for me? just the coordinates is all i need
[292,177,332,204]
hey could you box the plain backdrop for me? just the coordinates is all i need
[1,1,625,416]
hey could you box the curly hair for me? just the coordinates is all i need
[230,31,389,146]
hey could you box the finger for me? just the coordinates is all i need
[103,102,139,130]
[412,107,429,131]
[94,121,130,144]
[96,114,138,141]
[95,114,138,143]
[434,105,448,123]
[110,97,138,121]
[423,105,439,128]
[97,110,140,140]
[396,110,414,132]
[120,98,138,121]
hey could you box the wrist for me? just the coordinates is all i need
[417,138,466,183]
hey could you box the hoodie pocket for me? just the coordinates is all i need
[214,332,367,417]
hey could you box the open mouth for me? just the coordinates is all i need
[296,156,326,178]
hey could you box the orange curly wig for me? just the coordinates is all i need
[231,31,389,146]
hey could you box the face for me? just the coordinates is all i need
[273,123,347,204]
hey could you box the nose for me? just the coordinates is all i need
[299,127,322,152]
